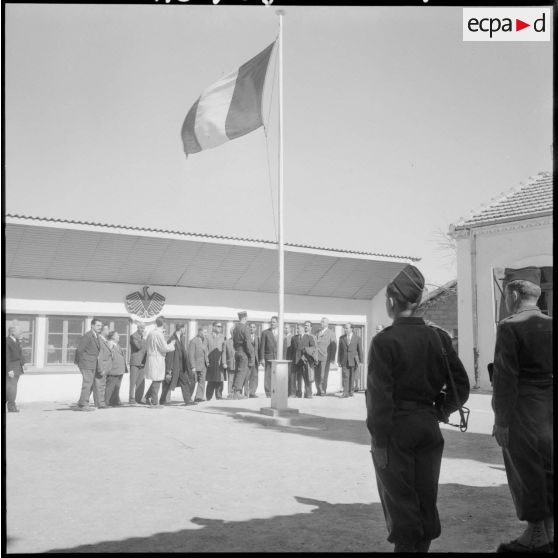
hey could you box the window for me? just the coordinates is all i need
[102,317,132,360]
[6,315,36,364]
[46,316,86,364]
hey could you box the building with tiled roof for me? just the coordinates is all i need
[449,172,553,390]
[452,171,552,230]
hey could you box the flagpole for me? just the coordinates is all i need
[276,9,285,362]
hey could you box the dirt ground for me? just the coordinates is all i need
[5,391,520,553]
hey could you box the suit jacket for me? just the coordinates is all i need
[260,328,278,362]
[6,336,25,376]
[290,333,316,366]
[283,333,293,360]
[249,332,260,367]
[74,330,101,371]
[315,328,337,363]
[165,332,190,389]
[337,333,363,368]
[188,336,209,372]
[97,336,113,375]
[129,330,147,367]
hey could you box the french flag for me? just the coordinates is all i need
[181,42,276,157]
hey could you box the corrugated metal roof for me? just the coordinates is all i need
[4,215,417,300]
[4,213,419,261]
[452,172,553,230]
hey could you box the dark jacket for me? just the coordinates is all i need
[315,328,337,363]
[74,330,101,371]
[129,330,147,367]
[337,333,363,368]
[6,336,25,376]
[165,332,190,389]
[366,317,470,447]
[249,331,260,367]
[492,307,553,428]
[97,336,113,376]
[290,333,316,366]
[260,328,278,362]
[232,323,255,366]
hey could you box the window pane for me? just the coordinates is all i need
[48,317,64,333]
[47,348,62,364]
[68,319,84,334]
[46,317,86,365]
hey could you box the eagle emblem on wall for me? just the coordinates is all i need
[125,286,166,319]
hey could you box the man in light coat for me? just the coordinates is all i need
[144,317,176,407]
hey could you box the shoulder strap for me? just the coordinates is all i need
[432,327,469,432]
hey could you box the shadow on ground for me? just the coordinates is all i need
[45,485,516,553]
[202,406,504,465]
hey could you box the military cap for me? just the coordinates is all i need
[237,311,248,320]
[390,264,425,303]
[504,266,541,287]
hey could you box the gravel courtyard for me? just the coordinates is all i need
[5,392,518,553]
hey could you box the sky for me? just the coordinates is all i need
[4,3,553,290]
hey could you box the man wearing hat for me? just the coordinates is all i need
[228,311,255,399]
[366,264,470,553]
[492,267,553,553]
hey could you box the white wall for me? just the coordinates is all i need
[455,217,552,389]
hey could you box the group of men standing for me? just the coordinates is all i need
[66,312,365,410]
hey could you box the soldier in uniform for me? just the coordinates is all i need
[366,264,470,552]
[228,311,255,399]
[492,267,553,553]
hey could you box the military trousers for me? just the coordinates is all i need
[503,383,553,521]
[233,351,249,392]
[373,408,444,545]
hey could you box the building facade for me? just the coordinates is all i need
[449,172,553,390]
[5,214,418,402]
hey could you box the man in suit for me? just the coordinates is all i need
[228,311,255,399]
[290,322,317,399]
[245,322,260,398]
[161,323,194,405]
[74,317,103,411]
[189,327,209,402]
[338,323,363,397]
[283,324,295,397]
[6,326,26,412]
[94,324,111,408]
[206,322,227,401]
[129,322,147,404]
[315,317,337,396]
[260,316,279,398]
